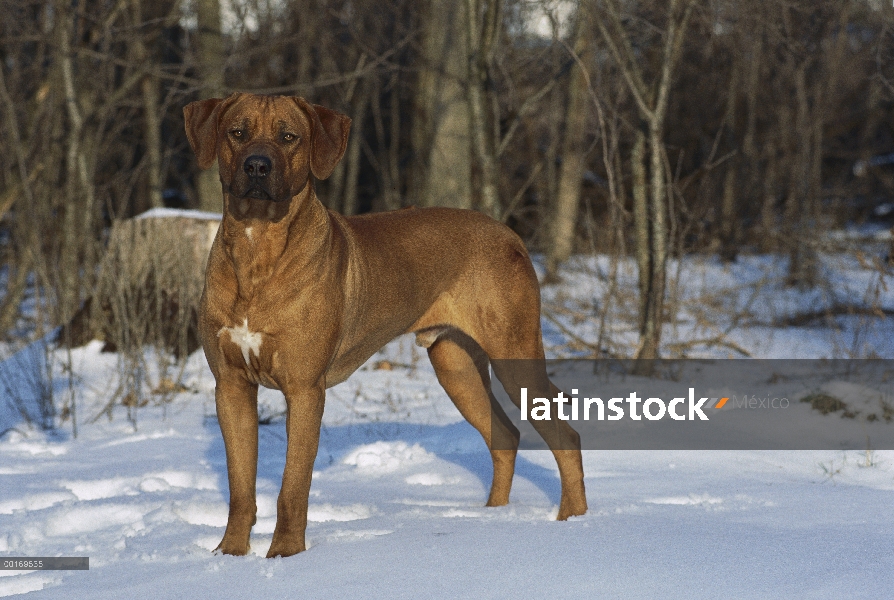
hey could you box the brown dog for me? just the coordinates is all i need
[183,93,587,558]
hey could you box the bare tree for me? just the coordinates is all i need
[412,0,473,209]
[54,0,99,323]
[716,59,739,263]
[131,0,162,210]
[545,3,593,280]
[340,76,372,215]
[194,0,225,213]
[772,0,853,288]
[595,0,697,360]
[465,0,502,218]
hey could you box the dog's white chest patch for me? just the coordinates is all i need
[218,319,262,365]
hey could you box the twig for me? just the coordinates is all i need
[664,337,752,357]
[501,162,543,224]
[496,58,573,158]
[540,308,606,356]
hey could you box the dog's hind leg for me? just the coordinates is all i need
[452,272,588,519]
[426,330,520,507]
[489,358,588,520]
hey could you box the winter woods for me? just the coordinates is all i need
[1,0,893,354]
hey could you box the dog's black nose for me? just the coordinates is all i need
[243,155,272,178]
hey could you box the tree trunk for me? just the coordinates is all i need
[744,35,767,251]
[388,70,402,210]
[342,78,371,216]
[370,75,401,211]
[637,119,669,361]
[595,0,694,362]
[55,0,96,324]
[631,129,650,333]
[718,63,739,262]
[786,64,817,288]
[195,0,225,213]
[760,159,778,251]
[465,0,501,219]
[133,0,163,210]
[0,60,37,334]
[411,0,471,209]
[141,76,163,209]
[545,8,591,280]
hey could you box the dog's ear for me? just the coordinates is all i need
[294,98,351,180]
[183,97,227,170]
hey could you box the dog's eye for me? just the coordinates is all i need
[282,133,298,143]
[230,129,244,139]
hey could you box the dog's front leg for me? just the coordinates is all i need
[215,373,259,556]
[267,381,325,558]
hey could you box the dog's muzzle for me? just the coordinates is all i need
[241,155,279,201]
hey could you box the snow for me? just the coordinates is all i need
[3,253,894,597]
[133,208,221,221]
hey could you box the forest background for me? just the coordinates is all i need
[1,0,893,363]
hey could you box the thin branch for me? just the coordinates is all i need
[594,0,653,120]
[496,59,572,157]
[501,161,543,224]
[540,308,605,356]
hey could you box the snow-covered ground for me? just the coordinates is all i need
[2,252,894,598]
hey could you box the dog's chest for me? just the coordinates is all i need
[218,319,262,366]
[216,315,284,388]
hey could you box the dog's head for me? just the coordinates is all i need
[183,93,351,203]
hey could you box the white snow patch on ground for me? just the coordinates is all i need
[306,504,371,523]
[644,494,725,507]
[0,493,75,515]
[342,441,434,474]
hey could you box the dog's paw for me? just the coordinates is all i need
[556,497,588,521]
[214,537,251,556]
[266,535,306,558]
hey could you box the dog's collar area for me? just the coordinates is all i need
[223,190,297,223]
